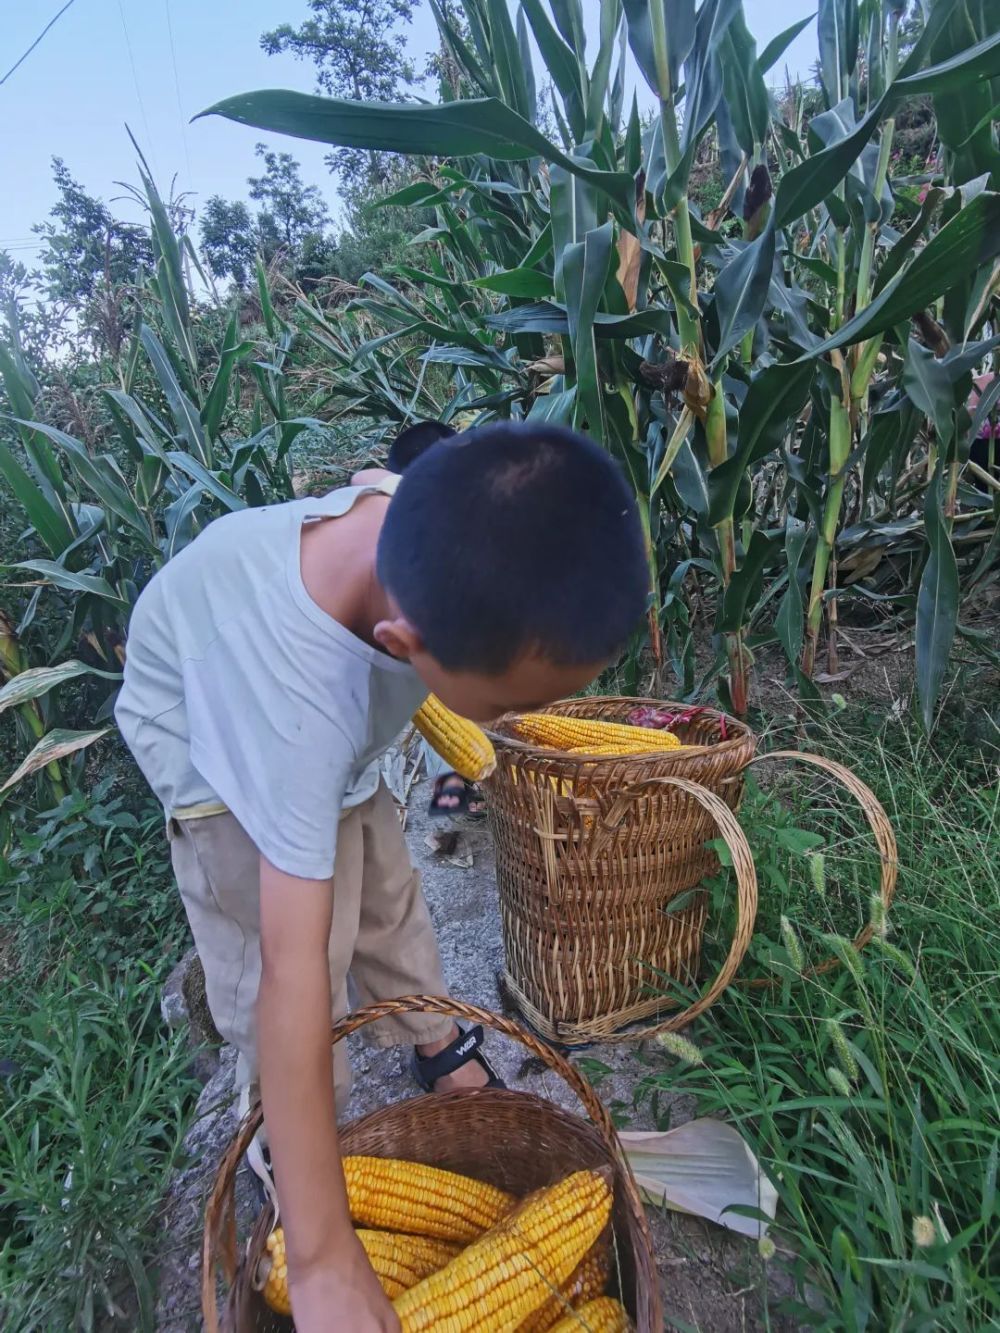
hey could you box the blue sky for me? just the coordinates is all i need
[0,0,817,262]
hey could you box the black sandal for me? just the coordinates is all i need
[429,774,486,819]
[411,1024,506,1091]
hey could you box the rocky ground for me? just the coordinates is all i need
[154,787,798,1332]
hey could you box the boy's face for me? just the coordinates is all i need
[409,648,608,724]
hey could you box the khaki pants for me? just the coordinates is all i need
[167,781,453,1113]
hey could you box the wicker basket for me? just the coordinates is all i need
[202,997,662,1333]
[485,697,759,1045]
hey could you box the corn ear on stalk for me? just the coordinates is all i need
[513,715,683,754]
[548,1296,634,1332]
[393,1168,613,1332]
[412,694,496,781]
[520,1241,612,1331]
[258,1226,462,1313]
[357,1229,461,1298]
[343,1154,513,1242]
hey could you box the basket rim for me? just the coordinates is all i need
[486,694,756,762]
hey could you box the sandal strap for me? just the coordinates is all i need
[413,1024,485,1086]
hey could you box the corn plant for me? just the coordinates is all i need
[202,0,1000,724]
[0,168,328,796]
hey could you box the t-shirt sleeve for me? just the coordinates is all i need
[183,655,356,881]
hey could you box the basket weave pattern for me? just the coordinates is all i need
[486,698,758,1044]
[203,997,662,1333]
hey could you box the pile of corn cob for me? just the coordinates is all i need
[411,695,688,786]
[258,1155,635,1331]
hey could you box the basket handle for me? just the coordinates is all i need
[736,749,897,988]
[202,995,649,1331]
[553,776,758,1044]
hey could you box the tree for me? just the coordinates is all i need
[199,196,257,288]
[248,145,330,257]
[260,0,416,194]
[33,159,151,308]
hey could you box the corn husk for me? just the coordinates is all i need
[620,1119,777,1239]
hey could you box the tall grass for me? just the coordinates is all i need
[642,707,1000,1330]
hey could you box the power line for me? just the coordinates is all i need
[117,0,158,179]
[163,0,193,183]
[0,0,80,87]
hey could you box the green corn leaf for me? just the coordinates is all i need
[198,90,635,212]
[13,419,152,540]
[564,221,615,440]
[140,326,210,465]
[471,268,555,297]
[0,438,75,557]
[817,0,859,106]
[10,560,130,609]
[916,470,960,733]
[202,312,251,442]
[717,529,778,633]
[165,453,247,512]
[775,516,808,667]
[485,0,534,123]
[710,220,776,367]
[759,14,816,75]
[623,0,696,99]
[799,192,1000,358]
[902,339,957,447]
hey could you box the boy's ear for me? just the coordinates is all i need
[373,616,423,662]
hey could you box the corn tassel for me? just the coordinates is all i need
[259,1226,461,1313]
[393,1168,613,1332]
[548,1296,634,1332]
[343,1155,513,1242]
[519,1242,612,1331]
[412,694,496,781]
[512,714,683,755]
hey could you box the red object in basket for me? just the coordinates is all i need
[626,704,729,741]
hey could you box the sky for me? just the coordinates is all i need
[0,0,817,265]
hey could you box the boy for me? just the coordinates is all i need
[116,422,647,1331]
[353,420,483,815]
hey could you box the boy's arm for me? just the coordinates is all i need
[350,467,392,487]
[258,856,400,1333]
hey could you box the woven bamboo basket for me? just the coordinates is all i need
[485,697,759,1045]
[202,997,662,1333]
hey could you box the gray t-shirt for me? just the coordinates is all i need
[115,479,427,880]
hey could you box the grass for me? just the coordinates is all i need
[0,775,198,1330]
[635,698,1000,1331]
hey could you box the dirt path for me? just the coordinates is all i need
[153,787,798,1331]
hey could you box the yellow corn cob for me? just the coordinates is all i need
[343,1155,513,1242]
[412,694,497,781]
[513,714,683,754]
[548,1297,634,1332]
[260,1227,291,1316]
[358,1230,462,1299]
[520,1241,612,1331]
[259,1226,461,1313]
[566,741,676,756]
[393,1168,613,1332]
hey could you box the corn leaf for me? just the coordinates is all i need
[759,14,815,75]
[140,326,210,465]
[620,1120,778,1239]
[0,661,120,715]
[916,471,960,734]
[1,727,110,794]
[9,560,131,611]
[0,437,76,557]
[198,90,635,212]
[710,220,776,366]
[564,222,615,439]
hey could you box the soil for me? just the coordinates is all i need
[153,785,801,1332]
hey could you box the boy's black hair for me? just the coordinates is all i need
[387,420,457,474]
[378,422,648,673]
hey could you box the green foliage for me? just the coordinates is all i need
[204,0,1000,727]
[639,710,1000,1328]
[0,780,195,1329]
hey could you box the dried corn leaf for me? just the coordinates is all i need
[1,727,109,792]
[620,1119,777,1239]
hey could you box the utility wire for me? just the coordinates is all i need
[0,0,80,87]
[163,0,194,182]
[117,0,158,178]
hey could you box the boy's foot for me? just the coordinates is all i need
[413,1023,505,1093]
[429,772,469,814]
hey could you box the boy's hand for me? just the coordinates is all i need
[257,858,399,1331]
[291,1233,401,1332]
